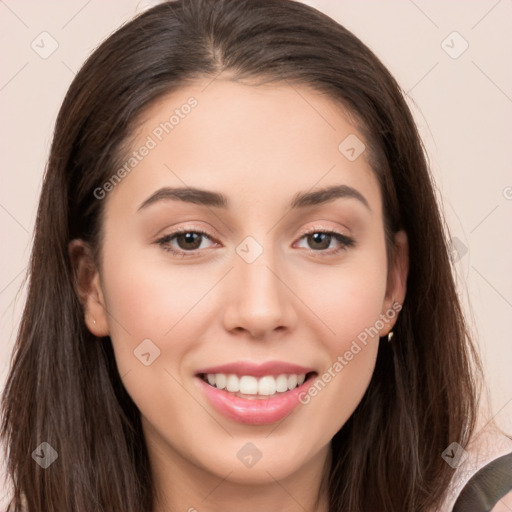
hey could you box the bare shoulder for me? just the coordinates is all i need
[490,489,512,512]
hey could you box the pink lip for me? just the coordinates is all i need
[195,360,316,378]
[195,372,318,426]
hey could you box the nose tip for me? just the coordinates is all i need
[222,253,297,339]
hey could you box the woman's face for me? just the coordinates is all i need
[81,79,408,493]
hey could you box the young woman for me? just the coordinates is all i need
[1,0,510,510]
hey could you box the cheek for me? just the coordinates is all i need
[297,263,387,434]
[292,252,387,424]
[301,342,378,452]
[98,244,208,433]
[295,252,388,346]
[101,235,216,331]
[98,237,213,380]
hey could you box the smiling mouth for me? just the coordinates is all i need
[197,371,318,399]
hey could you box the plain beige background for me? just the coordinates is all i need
[1,0,511,506]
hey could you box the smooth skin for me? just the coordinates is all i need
[71,78,409,512]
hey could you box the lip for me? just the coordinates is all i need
[195,366,318,426]
[195,360,316,378]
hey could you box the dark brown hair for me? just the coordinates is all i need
[1,0,483,510]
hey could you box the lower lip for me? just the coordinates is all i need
[196,375,316,425]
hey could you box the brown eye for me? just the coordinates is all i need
[296,230,355,255]
[306,232,332,250]
[156,228,216,256]
[175,232,203,250]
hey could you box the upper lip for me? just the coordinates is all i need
[195,360,317,378]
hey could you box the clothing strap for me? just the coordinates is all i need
[452,451,512,511]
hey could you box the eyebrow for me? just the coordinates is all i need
[137,184,371,212]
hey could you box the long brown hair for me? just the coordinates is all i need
[1,0,483,510]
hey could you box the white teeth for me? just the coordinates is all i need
[275,374,289,392]
[203,373,308,396]
[239,376,258,394]
[258,376,276,396]
[226,374,239,392]
[215,374,227,390]
[287,374,298,389]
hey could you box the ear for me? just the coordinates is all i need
[68,239,110,337]
[379,229,409,336]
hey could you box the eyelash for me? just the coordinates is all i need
[156,226,356,258]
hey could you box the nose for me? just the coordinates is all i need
[222,245,298,340]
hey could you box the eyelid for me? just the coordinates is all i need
[297,223,351,237]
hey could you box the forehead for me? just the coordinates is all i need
[106,78,382,217]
